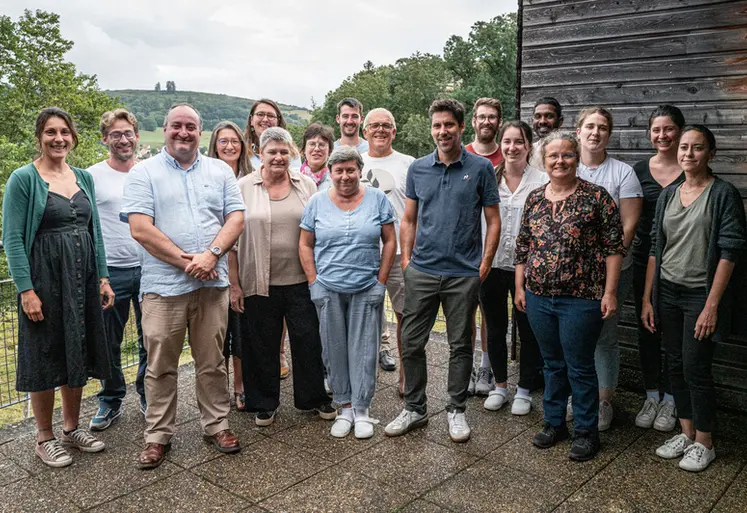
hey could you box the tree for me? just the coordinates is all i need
[165,81,176,93]
[154,82,161,92]
[140,116,158,132]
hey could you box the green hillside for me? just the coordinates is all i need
[106,89,311,133]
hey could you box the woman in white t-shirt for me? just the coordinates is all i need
[576,106,643,431]
[480,120,548,415]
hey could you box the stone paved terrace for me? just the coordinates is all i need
[1,336,746,512]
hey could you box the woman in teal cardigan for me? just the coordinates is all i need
[2,107,115,468]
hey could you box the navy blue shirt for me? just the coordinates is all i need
[405,146,500,276]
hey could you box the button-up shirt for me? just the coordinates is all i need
[120,149,245,298]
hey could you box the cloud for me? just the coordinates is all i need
[5,0,516,107]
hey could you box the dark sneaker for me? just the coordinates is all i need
[379,350,396,371]
[315,403,337,420]
[569,430,600,462]
[89,407,122,431]
[532,422,570,449]
[255,410,277,427]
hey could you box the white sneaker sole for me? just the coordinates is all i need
[89,409,123,432]
[449,431,471,443]
[384,417,428,437]
[634,417,654,429]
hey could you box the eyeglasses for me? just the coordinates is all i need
[217,138,241,147]
[108,131,137,140]
[366,122,394,132]
[305,141,329,150]
[475,115,499,123]
[254,112,278,120]
[546,152,578,161]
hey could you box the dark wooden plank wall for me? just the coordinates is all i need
[519,0,747,411]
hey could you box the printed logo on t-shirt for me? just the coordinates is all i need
[362,168,396,195]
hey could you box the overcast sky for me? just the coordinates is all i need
[6,1,516,108]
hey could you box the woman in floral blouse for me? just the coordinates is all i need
[514,131,624,462]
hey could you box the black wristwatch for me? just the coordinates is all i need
[209,246,222,258]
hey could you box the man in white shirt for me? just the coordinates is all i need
[88,109,148,431]
[361,108,414,390]
[334,97,369,153]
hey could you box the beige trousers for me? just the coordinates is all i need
[140,287,230,445]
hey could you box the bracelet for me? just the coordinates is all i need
[99,278,110,286]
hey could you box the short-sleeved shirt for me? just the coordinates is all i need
[88,161,141,268]
[632,159,684,267]
[334,138,369,154]
[514,180,625,300]
[362,150,415,254]
[120,149,245,299]
[466,144,504,167]
[578,156,642,269]
[300,187,394,294]
[406,147,500,277]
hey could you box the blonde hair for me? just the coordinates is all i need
[100,108,139,137]
[576,106,614,132]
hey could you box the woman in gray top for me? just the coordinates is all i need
[641,125,746,473]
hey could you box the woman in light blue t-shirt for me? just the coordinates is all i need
[299,146,396,440]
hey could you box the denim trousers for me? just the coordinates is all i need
[632,261,670,393]
[311,281,385,409]
[400,266,480,415]
[97,266,147,411]
[241,282,329,413]
[525,292,604,434]
[594,266,634,390]
[659,279,717,433]
[480,268,543,390]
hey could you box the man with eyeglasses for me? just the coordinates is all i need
[334,98,369,153]
[361,108,415,382]
[87,109,148,431]
[465,98,503,398]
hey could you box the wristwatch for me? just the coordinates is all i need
[209,246,222,258]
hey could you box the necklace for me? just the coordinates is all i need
[681,182,708,195]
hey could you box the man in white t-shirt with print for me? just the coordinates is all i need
[361,108,414,390]
[87,109,148,431]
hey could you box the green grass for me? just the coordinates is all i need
[137,129,213,150]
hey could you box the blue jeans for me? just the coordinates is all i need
[594,266,634,390]
[311,281,385,409]
[97,266,147,411]
[525,292,604,434]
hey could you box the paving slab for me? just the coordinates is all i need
[102,469,249,512]
[191,437,331,503]
[0,456,29,488]
[398,499,454,512]
[713,465,747,512]
[259,467,413,513]
[0,478,81,512]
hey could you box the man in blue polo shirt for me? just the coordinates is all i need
[384,99,501,443]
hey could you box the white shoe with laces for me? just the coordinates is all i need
[635,397,660,429]
[447,411,471,443]
[679,442,716,472]
[384,409,428,437]
[656,433,693,459]
[653,401,677,432]
[60,428,105,453]
[35,438,73,468]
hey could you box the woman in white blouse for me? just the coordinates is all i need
[480,120,548,414]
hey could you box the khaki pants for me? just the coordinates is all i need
[141,287,230,445]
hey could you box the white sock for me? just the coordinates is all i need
[662,393,674,404]
[493,386,508,397]
[354,407,369,420]
[340,407,354,421]
[516,387,530,399]
[480,351,490,368]
[646,390,660,402]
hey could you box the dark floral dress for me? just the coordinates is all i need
[16,190,110,392]
[514,179,625,300]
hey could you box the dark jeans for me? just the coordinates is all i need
[240,282,329,413]
[659,279,716,433]
[633,261,670,393]
[97,266,147,411]
[401,266,480,415]
[525,292,604,434]
[480,268,543,390]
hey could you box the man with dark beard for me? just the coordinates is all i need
[122,104,246,469]
[529,97,564,168]
[88,109,148,431]
[334,97,369,153]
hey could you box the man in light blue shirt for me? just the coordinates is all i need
[334,97,369,153]
[121,103,245,469]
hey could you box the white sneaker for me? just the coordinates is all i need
[511,395,532,416]
[653,401,677,432]
[679,442,716,472]
[598,400,613,431]
[566,397,574,421]
[447,411,471,443]
[474,366,495,396]
[353,408,378,439]
[635,398,660,429]
[483,389,508,411]
[384,409,428,437]
[656,433,694,459]
[330,409,354,438]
